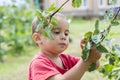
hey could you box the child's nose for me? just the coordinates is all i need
[60,33,66,40]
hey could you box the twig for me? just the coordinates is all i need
[49,0,70,22]
[112,6,120,21]
[44,0,70,28]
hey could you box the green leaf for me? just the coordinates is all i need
[86,41,91,49]
[82,49,90,61]
[84,32,92,40]
[104,64,113,74]
[95,20,99,30]
[112,67,120,72]
[42,29,47,37]
[51,17,58,26]
[72,0,82,7]
[109,0,117,4]
[42,27,54,39]
[109,56,115,65]
[93,29,99,35]
[99,67,106,74]
[35,21,44,32]
[35,9,43,21]
[42,11,50,18]
[49,24,54,31]
[47,4,57,12]
[88,62,96,72]
[43,18,49,26]
[47,31,54,40]
[94,20,99,34]
[82,41,91,61]
[113,0,117,3]
[96,44,109,53]
[111,21,120,26]
[91,34,101,44]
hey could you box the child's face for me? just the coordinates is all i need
[39,16,69,54]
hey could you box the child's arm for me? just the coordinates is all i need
[47,47,101,80]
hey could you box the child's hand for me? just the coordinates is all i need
[95,60,100,69]
[88,46,101,63]
[80,39,102,63]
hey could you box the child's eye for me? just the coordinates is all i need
[54,31,60,35]
[65,32,69,36]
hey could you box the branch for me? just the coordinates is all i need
[112,6,120,21]
[44,0,70,28]
[100,6,120,42]
[50,0,70,18]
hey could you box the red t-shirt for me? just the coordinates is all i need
[28,53,80,80]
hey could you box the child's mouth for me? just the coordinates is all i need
[59,43,66,46]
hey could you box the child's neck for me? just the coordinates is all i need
[42,50,64,69]
[42,50,60,59]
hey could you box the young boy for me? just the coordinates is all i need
[28,13,101,80]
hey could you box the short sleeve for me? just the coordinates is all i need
[30,59,60,80]
[67,54,80,65]
[60,54,80,69]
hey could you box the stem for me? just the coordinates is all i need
[45,0,70,28]
[50,0,70,18]
[48,0,70,24]
[112,7,120,21]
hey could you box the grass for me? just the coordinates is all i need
[0,47,39,80]
[0,19,120,80]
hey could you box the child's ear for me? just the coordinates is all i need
[32,33,42,44]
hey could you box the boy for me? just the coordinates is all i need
[28,13,101,80]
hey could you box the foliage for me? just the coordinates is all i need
[73,0,120,79]
[35,0,69,39]
[81,7,120,70]
[79,0,120,79]
[99,42,120,80]
[35,4,59,39]
[0,2,34,62]
[72,0,81,7]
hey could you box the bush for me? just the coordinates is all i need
[0,2,34,62]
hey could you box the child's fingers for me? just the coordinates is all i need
[80,38,87,49]
[90,46,102,60]
[95,60,100,69]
